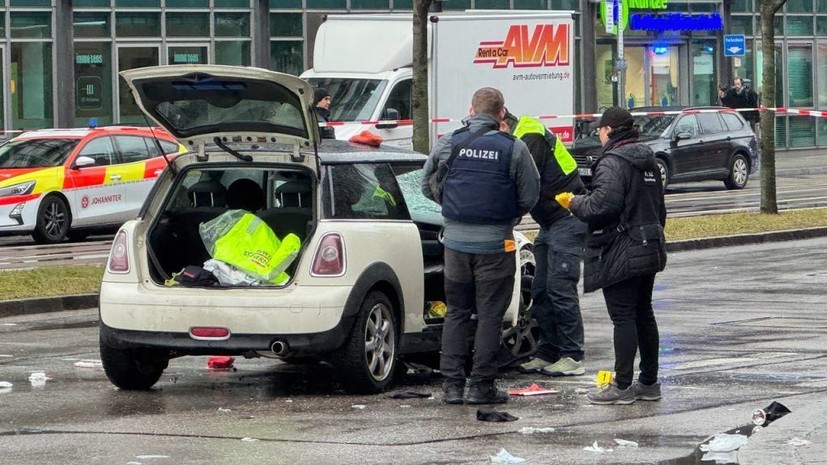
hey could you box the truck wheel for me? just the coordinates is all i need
[100,335,167,390]
[32,195,70,244]
[724,154,749,190]
[334,290,398,394]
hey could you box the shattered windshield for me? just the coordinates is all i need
[635,115,677,138]
[306,78,387,122]
[0,139,79,168]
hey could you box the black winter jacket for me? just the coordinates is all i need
[569,131,668,293]
[518,129,586,228]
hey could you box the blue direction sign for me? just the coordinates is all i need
[724,34,746,57]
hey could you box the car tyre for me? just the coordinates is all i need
[724,153,749,190]
[333,290,398,394]
[100,335,168,390]
[655,158,669,191]
[32,195,70,244]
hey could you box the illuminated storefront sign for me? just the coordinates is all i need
[601,0,668,32]
[629,13,723,31]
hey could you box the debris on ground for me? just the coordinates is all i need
[207,356,235,369]
[699,433,749,464]
[507,383,559,396]
[787,437,811,446]
[518,427,556,434]
[583,441,612,453]
[614,438,639,447]
[477,409,519,422]
[489,448,525,464]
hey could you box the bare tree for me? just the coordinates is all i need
[412,0,433,154]
[758,0,787,214]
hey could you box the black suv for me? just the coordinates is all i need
[571,106,759,190]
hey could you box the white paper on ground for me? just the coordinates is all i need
[489,448,526,464]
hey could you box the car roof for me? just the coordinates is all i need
[317,139,427,164]
[12,125,171,140]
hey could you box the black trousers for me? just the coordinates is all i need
[440,248,515,387]
[601,274,660,389]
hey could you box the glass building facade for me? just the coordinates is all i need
[0,0,824,148]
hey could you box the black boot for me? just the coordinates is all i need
[443,383,465,405]
[465,382,508,404]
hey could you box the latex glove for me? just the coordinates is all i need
[555,192,574,210]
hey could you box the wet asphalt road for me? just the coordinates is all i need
[1,238,826,464]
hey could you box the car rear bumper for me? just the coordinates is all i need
[99,280,356,337]
[99,317,354,357]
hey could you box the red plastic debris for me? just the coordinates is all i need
[348,130,383,147]
[207,356,235,369]
[506,383,559,396]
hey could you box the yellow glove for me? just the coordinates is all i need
[555,192,574,210]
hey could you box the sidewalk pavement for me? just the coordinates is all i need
[1,146,825,464]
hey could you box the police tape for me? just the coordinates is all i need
[318,106,827,128]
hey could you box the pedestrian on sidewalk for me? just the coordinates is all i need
[719,77,760,132]
[499,110,588,378]
[555,106,667,405]
[421,87,540,405]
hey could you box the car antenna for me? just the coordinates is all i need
[143,113,178,175]
[213,136,253,162]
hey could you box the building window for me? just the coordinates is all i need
[786,0,813,13]
[474,0,508,8]
[215,41,251,65]
[270,40,303,75]
[270,12,302,36]
[352,0,389,8]
[166,12,211,37]
[789,116,815,147]
[731,0,752,12]
[116,0,161,7]
[443,0,470,10]
[269,0,302,8]
[306,0,346,8]
[215,12,250,37]
[10,0,51,6]
[116,12,162,37]
[513,0,546,10]
[730,15,752,36]
[166,0,210,6]
[215,0,250,7]
[392,0,412,9]
[786,16,814,36]
[11,42,54,129]
[75,42,113,126]
[820,0,827,13]
[76,0,112,6]
[10,12,52,39]
[74,12,111,38]
[788,44,814,107]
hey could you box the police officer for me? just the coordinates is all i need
[422,87,540,405]
[501,111,588,378]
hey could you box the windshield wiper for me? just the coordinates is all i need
[213,137,253,162]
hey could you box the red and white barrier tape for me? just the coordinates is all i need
[318,106,827,128]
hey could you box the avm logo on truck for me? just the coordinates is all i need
[473,24,570,69]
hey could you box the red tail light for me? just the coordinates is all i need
[108,230,130,273]
[311,233,345,276]
[190,327,230,339]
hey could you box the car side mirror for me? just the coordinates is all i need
[73,156,96,168]
[376,108,400,129]
[674,132,692,140]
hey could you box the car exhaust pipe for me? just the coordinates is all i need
[270,340,290,356]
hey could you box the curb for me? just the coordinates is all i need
[0,294,98,319]
[666,226,827,252]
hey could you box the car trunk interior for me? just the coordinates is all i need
[146,165,314,286]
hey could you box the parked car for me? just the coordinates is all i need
[98,65,536,394]
[0,126,185,243]
[571,106,759,190]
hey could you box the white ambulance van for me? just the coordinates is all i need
[300,11,575,151]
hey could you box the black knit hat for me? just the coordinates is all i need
[313,87,331,105]
[596,106,634,130]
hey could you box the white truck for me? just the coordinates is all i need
[300,11,575,150]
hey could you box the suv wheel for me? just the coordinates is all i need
[100,335,168,390]
[724,154,749,190]
[655,159,669,191]
[334,290,397,394]
[32,195,70,244]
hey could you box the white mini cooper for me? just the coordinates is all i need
[99,65,536,393]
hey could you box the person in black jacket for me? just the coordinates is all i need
[501,111,589,378]
[313,87,332,122]
[719,77,759,131]
[555,106,667,405]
